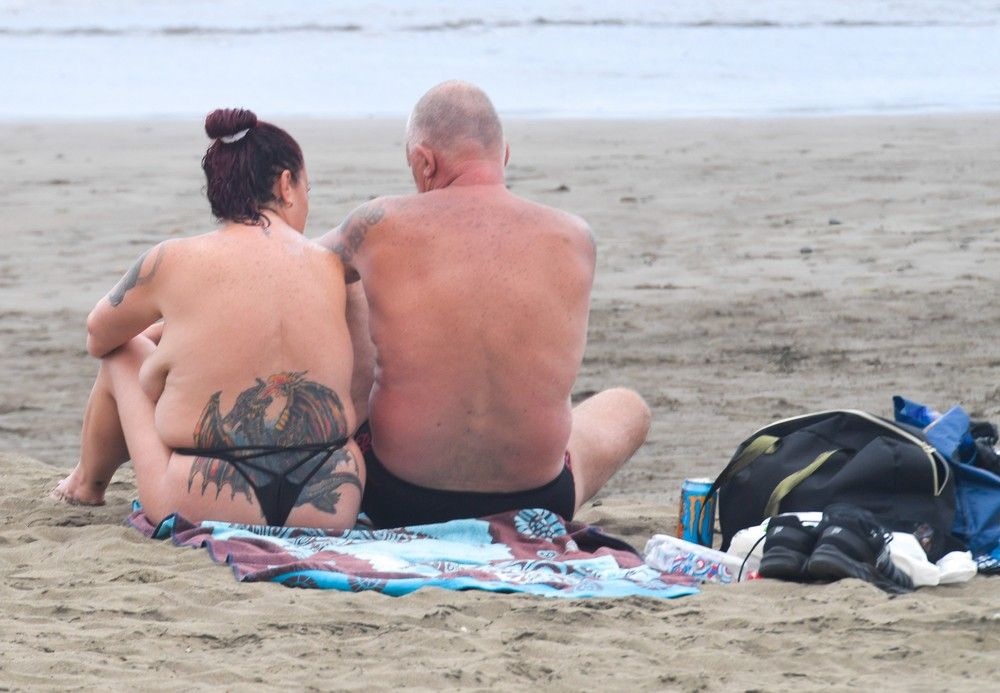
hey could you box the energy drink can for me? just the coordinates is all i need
[677,478,716,547]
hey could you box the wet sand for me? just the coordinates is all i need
[1,116,999,689]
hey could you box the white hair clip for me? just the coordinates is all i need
[219,128,250,144]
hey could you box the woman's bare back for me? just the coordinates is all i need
[138,225,362,525]
[144,226,356,447]
[56,108,364,529]
[68,221,364,527]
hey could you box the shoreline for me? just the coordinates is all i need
[1,109,999,126]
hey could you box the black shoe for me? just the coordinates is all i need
[805,503,914,594]
[759,514,819,581]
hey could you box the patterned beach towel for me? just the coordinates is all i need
[128,506,698,599]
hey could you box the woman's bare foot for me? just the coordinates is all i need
[50,465,108,506]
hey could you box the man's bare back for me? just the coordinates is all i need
[331,186,594,491]
[321,81,650,526]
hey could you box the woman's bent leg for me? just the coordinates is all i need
[52,360,131,504]
[53,337,173,518]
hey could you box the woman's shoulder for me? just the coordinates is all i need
[154,230,229,261]
[303,236,348,270]
[139,232,206,255]
[125,232,221,287]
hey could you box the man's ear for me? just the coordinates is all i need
[413,144,436,180]
[504,142,510,167]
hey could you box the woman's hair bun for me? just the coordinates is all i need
[205,108,258,140]
[201,108,303,226]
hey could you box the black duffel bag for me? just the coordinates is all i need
[708,409,961,562]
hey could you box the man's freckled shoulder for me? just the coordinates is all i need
[369,194,412,213]
[564,210,592,234]
[533,200,589,230]
[553,211,595,248]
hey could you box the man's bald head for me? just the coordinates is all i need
[407,81,504,158]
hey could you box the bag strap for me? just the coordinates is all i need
[698,434,781,538]
[763,449,841,518]
[705,434,781,502]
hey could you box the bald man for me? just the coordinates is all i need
[320,81,651,528]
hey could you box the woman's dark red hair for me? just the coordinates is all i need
[201,108,304,226]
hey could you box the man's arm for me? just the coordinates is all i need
[86,242,168,358]
[345,282,376,423]
[317,201,386,283]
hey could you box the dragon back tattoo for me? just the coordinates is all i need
[185,371,362,522]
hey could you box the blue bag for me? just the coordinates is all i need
[894,396,1000,566]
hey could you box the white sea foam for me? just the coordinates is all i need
[0,0,998,119]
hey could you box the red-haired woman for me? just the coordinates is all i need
[53,109,365,529]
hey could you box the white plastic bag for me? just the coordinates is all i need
[644,534,759,583]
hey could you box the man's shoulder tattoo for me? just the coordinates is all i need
[107,243,166,307]
[330,202,385,264]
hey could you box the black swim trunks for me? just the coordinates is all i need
[356,422,576,528]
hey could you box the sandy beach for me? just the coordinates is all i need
[1,116,999,690]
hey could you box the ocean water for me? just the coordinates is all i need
[0,0,998,119]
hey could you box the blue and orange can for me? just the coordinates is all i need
[677,478,716,547]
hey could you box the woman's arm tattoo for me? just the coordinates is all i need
[108,244,165,307]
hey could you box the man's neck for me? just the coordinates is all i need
[434,160,505,190]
